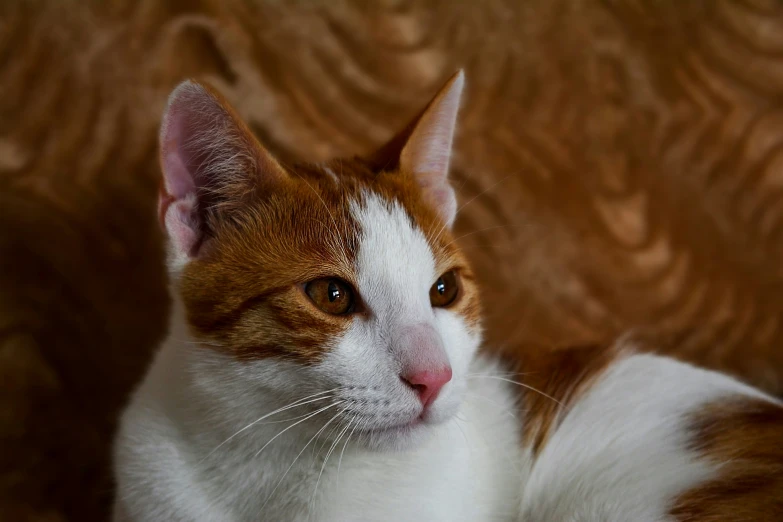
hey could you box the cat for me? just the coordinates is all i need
[113,71,783,521]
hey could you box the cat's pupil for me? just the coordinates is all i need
[305,277,355,315]
[328,281,341,302]
[436,279,446,295]
[429,270,459,308]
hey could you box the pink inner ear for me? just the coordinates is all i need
[157,80,288,264]
[399,71,464,227]
[158,93,204,259]
[164,196,201,257]
[161,100,200,200]
[404,123,454,179]
[162,145,196,200]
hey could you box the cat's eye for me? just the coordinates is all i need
[429,270,460,308]
[305,278,355,316]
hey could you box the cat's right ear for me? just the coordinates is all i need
[368,71,464,228]
[158,80,286,270]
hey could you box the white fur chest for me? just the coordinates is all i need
[313,374,524,522]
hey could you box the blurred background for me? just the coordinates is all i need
[3,1,783,520]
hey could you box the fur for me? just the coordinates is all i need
[113,73,783,522]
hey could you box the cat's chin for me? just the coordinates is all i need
[356,410,457,452]
[356,421,428,452]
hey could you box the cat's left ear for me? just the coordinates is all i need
[370,70,465,228]
[158,80,287,270]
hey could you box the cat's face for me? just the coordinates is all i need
[159,72,476,449]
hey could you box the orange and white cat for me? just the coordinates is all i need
[113,72,783,521]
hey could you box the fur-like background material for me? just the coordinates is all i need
[2,1,783,519]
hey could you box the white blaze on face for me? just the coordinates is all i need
[352,192,437,328]
[316,192,477,442]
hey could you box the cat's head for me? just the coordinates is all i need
[158,71,479,449]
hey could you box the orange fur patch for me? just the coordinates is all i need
[180,164,360,362]
[180,155,480,361]
[670,397,783,521]
[504,342,626,454]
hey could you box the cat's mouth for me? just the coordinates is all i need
[360,417,421,436]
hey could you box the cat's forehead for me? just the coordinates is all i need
[185,159,460,303]
[281,157,458,268]
[350,192,440,321]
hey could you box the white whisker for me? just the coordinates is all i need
[464,391,518,419]
[200,388,341,462]
[430,175,511,244]
[466,371,533,378]
[252,400,346,459]
[312,414,353,504]
[253,409,338,426]
[452,416,471,449]
[260,407,347,511]
[440,223,531,249]
[314,415,344,457]
[288,169,348,265]
[467,375,563,406]
[336,413,366,493]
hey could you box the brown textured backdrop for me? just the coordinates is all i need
[2,1,783,520]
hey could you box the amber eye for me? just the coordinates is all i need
[429,270,460,307]
[305,278,355,315]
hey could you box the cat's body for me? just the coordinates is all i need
[114,72,783,521]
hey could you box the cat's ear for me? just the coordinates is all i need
[158,80,286,268]
[370,70,464,228]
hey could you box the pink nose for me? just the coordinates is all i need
[401,367,453,407]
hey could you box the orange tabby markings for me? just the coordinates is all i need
[670,397,783,521]
[178,169,364,361]
[503,343,625,454]
[167,76,479,362]
[178,153,481,360]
